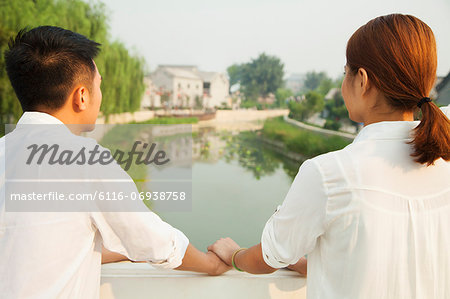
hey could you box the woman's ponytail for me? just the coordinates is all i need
[410,101,450,165]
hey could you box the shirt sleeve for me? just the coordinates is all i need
[91,210,189,269]
[261,159,328,268]
[87,143,189,269]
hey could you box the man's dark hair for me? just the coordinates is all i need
[4,26,101,111]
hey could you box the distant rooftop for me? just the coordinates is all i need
[162,67,201,80]
[154,65,224,81]
[198,71,218,82]
[158,65,198,72]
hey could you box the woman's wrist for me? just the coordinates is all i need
[231,248,247,271]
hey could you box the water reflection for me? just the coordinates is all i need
[187,127,303,248]
[97,124,302,183]
[96,124,304,248]
[194,129,302,180]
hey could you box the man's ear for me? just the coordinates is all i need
[72,86,89,112]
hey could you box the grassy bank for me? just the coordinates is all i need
[131,117,198,125]
[262,117,351,157]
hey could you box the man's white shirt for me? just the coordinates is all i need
[0,112,189,299]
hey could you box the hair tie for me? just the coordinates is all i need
[417,97,431,108]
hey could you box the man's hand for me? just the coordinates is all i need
[175,243,231,276]
[287,256,307,277]
[207,237,241,266]
[205,251,232,276]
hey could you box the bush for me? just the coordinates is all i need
[240,100,262,110]
[262,117,351,157]
[323,119,342,131]
[287,91,324,121]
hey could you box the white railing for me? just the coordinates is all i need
[100,262,307,299]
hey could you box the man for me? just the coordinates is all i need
[0,26,229,298]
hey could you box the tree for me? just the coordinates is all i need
[0,0,146,133]
[324,92,347,121]
[275,88,293,107]
[242,53,284,100]
[228,53,284,103]
[322,91,359,131]
[303,91,324,119]
[288,91,324,121]
[316,77,334,96]
[227,64,243,91]
[303,71,328,92]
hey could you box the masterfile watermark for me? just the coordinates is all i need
[10,191,187,201]
[3,123,193,212]
[26,141,170,171]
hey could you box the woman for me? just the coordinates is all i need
[208,14,450,298]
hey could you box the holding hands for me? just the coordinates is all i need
[207,237,241,266]
[208,237,307,276]
[204,250,232,276]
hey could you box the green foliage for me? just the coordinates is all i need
[303,71,329,92]
[240,100,263,110]
[304,91,325,112]
[194,95,203,109]
[324,91,348,120]
[227,64,242,90]
[262,117,351,157]
[98,40,145,117]
[323,119,342,130]
[227,53,284,103]
[288,91,324,121]
[287,101,307,121]
[223,132,281,180]
[322,91,359,131]
[285,70,353,132]
[316,77,333,96]
[275,88,293,107]
[302,71,339,98]
[0,0,145,128]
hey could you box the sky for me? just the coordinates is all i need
[101,0,450,79]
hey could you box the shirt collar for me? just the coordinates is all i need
[353,121,419,143]
[16,111,65,125]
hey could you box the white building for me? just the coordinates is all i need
[198,71,230,108]
[140,76,161,109]
[148,65,229,109]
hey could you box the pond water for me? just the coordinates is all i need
[153,127,303,250]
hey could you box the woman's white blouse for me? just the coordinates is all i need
[261,118,450,299]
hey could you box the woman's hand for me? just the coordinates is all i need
[175,243,231,275]
[207,237,241,266]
